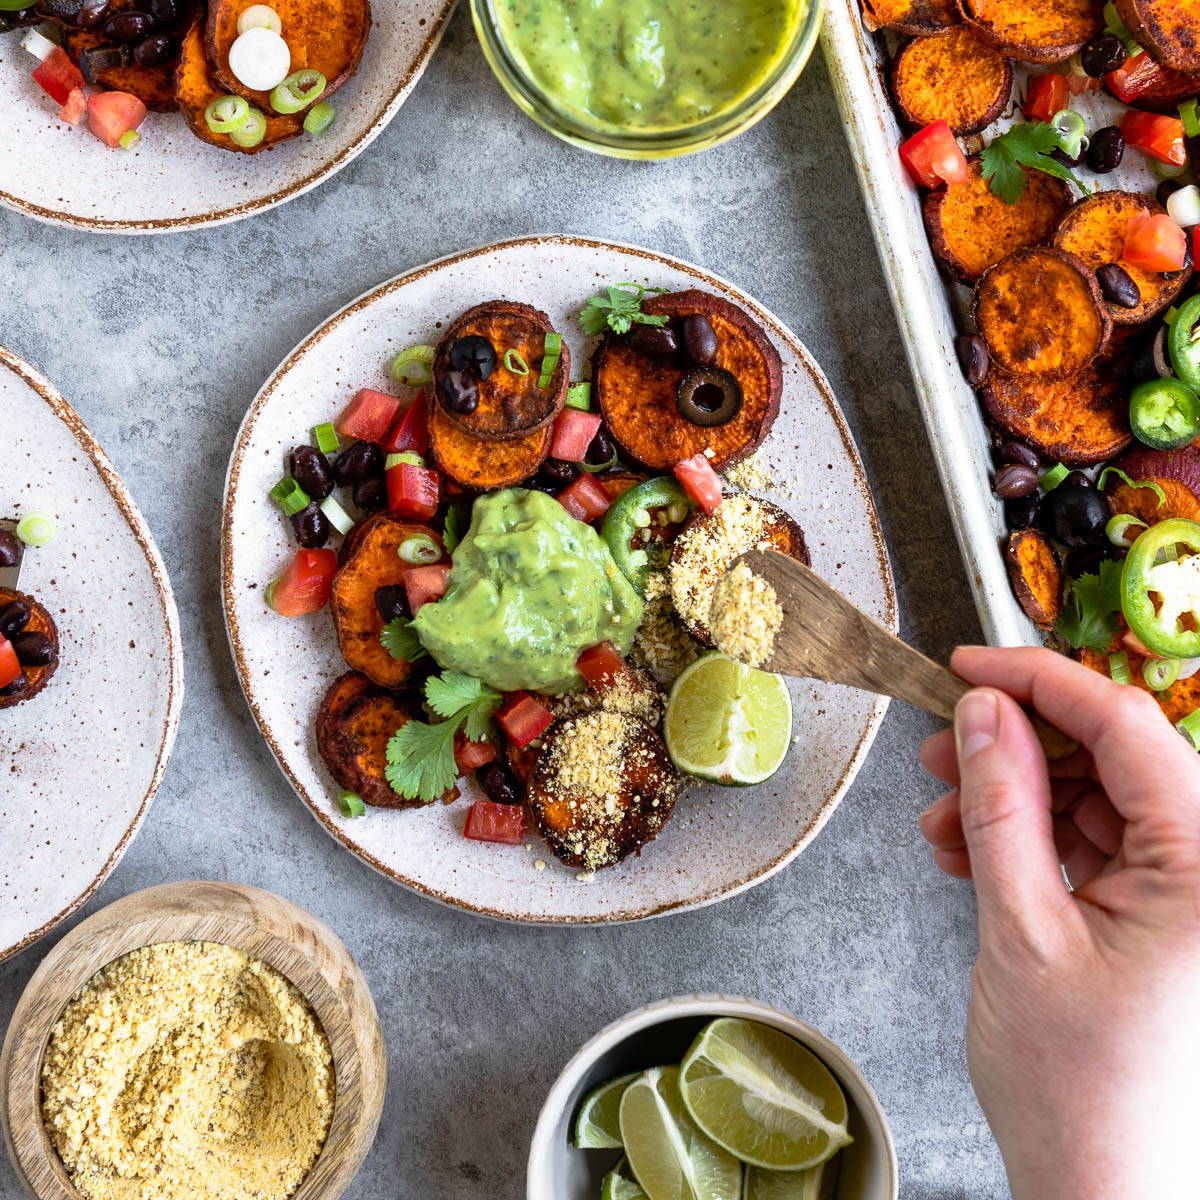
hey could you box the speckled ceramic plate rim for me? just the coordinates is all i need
[0,0,455,235]
[0,346,185,964]
[220,234,896,924]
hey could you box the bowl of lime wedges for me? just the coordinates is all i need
[528,995,897,1200]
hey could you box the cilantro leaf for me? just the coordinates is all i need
[579,283,669,337]
[442,501,470,554]
[385,717,459,802]
[381,617,428,663]
[980,122,1090,205]
[426,670,501,741]
[1057,560,1125,653]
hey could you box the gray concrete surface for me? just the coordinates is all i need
[0,9,1006,1198]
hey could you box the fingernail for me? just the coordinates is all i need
[919,797,941,822]
[955,691,998,760]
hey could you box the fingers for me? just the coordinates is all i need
[920,728,959,786]
[933,848,973,879]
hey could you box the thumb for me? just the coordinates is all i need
[955,688,1072,941]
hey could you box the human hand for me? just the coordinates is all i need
[919,646,1200,1200]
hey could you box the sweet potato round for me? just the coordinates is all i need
[594,291,782,472]
[1004,529,1063,628]
[1114,0,1200,75]
[973,247,1110,380]
[0,588,59,710]
[1053,191,1192,325]
[426,395,551,491]
[957,0,1104,64]
[1080,644,1200,724]
[892,27,1012,135]
[862,0,961,36]
[1105,444,1200,522]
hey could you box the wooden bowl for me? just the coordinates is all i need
[0,881,386,1200]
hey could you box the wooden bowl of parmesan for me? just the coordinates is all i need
[0,881,385,1200]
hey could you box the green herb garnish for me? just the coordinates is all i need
[980,122,1091,205]
[1096,467,1167,508]
[579,283,669,337]
[381,617,428,663]
[1056,559,1125,653]
[442,501,470,555]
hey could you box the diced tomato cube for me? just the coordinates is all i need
[454,734,499,773]
[1123,213,1188,272]
[59,87,86,126]
[402,563,449,613]
[576,641,635,692]
[1023,73,1069,122]
[898,120,969,189]
[269,549,338,617]
[497,692,554,748]
[1121,111,1187,168]
[387,462,439,519]
[674,453,723,514]
[463,800,526,845]
[336,389,403,442]
[33,47,84,106]
[380,391,429,456]
[1106,51,1168,105]
[0,636,21,690]
[549,408,603,462]
[85,90,147,149]
[556,473,611,523]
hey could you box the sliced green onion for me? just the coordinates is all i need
[1,1,40,11]
[230,107,267,149]
[544,332,562,353]
[265,579,280,611]
[580,447,619,474]
[319,495,354,535]
[271,477,311,516]
[270,69,327,115]
[505,349,530,376]
[566,382,592,411]
[1144,657,1181,692]
[391,344,435,387]
[1040,463,1070,490]
[1096,467,1167,508]
[303,101,336,136]
[1106,513,1148,547]
[337,790,366,817]
[398,533,442,564]
[1051,109,1087,158]
[15,511,54,547]
[119,130,141,151]
[1177,708,1200,749]
[204,94,250,134]
[313,422,340,455]
[537,352,561,388]
[1180,100,1200,140]
[1102,2,1138,52]
[1108,650,1132,685]
[385,451,426,470]
[1151,156,1189,183]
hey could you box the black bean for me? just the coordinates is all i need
[476,762,519,806]
[133,32,175,65]
[1041,484,1108,548]
[0,531,19,569]
[1157,178,1184,208]
[11,632,55,667]
[627,325,679,359]
[1096,263,1141,310]
[103,10,153,42]
[148,0,177,25]
[438,368,479,415]
[0,676,28,699]
[291,503,330,549]
[583,425,615,468]
[1067,546,1111,578]
[352,476,387,511]
[535,458,578,489]
[955,335,989,386]
[997,440,1040,470]
[374,585,410,622]
[333,441,383,486]
[289,445,334,499]
[0,599,31,640]
[1065,470,1093,490]
[1081,34,1126,77]
[1087,126,1125,174]
[79,0,111,28]
[681,315,719,366]
[993,464,1040,499]
[1005,494,1040,530]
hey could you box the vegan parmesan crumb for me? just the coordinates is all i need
[710,562,783,668]
[552,664,664,725]
[630,571,699,685]
[722,450,773,492]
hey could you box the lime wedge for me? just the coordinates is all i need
[742,1156,841,1200]
[602,1156,650,1200]
[574,1072,639,1149]
[679,1019,852,1171]
[619,1066,742,1200]
[664,652,792,785]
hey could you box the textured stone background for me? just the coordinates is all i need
[0,9,1006,1197]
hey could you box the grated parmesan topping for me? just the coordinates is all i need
[710,562,783,668]
[553,665,664,725]
[630,572,699,685]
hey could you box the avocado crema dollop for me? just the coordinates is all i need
[412,488,643,694]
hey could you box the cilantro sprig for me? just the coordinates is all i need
[381,617,428,663]
[980,122,1091,205]
[1057,559,1124,653]
[385,671,501,802]
[579,283,669,337]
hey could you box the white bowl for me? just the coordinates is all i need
[528,995,898,1200]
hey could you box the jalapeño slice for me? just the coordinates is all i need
[1129,378,1200,451]
[1170,295,1200,394]
[601,477,691,593]
[1121,518,1200,659]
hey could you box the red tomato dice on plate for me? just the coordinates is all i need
[1120,111,1186,167]
[1123,213,1188,272]
[380,392,429,456]
[463,800,526,845]
[269,549,338,617]
[402,563,449,613]
[556,473,611,523]
[549,408,603,462]
[898,120,969,188]
[576,641,633,692]
[86,90,147,148]
[497,692,554,747]
[1106,51,1169,105]
[674,453,723,514]
[1023,74,1069,122]
[33,47,84,106]
[387,462,439,519]
[336,389,403,442]
[59,87,86,126]
[0,636,22,689]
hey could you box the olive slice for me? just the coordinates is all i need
[447,335,497,381]
[675,366,742,428]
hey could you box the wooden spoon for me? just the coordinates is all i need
[727,549,1077,759]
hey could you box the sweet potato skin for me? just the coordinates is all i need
[957,0,1104,64]
[1080,642,1200,724]
[925,157,1070,284]
[1004,529,1063,628]
[1104,444,1200,523]
[1054,191,1192,325]
[1114,0,1200,75]
[862,0,960,36]
[892,27,1012,136]
[973,247,1110,380]
[1125,64,1200,113]
[0,589,58,710]
[594,291,782,472]
[426,394,551,491]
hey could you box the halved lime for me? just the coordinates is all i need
[742,1156,840,1200]
[679,1019,852,1171]
[602,1156,650,1200]
[619,1066,742,1200]
[574,1072,639,1149]
[664,652,792,785]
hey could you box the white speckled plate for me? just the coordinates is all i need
[221,236,896,923]
[0,0,453,233]
[0,347,184,963]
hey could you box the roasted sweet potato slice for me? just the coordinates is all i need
[175,22,304,154]
[1004,529,1063,628]
[426,395,552,491]
[1080,642,1200,724]
[925,157,1070,284]
[432,301,568,442]
[338,512,389,566]
[1054,191,1192,325]
[1105,444,1200,523]
[981,366,1132,464]
[973,247,1110,379]
[862,0,960,36]
[594,291,782,473]
[207,0,371,106]
[891,27,1012,135]
[315,670,374,746]
[957,0,1104,64]
[1115,0,1200,75]
[0,588,59,710]
[668,495,809,646]
[526,711,677,871]
[331,515,443,688]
